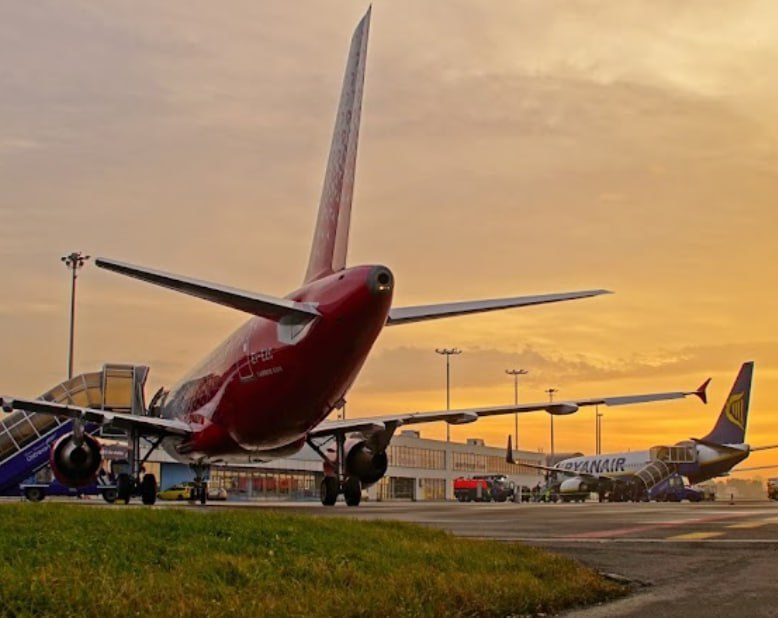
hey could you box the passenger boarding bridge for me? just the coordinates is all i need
[0,364,147,495]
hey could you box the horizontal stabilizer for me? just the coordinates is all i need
[691,437,748,453]
[749,443,778,452]
[729,464,778,473]
[386,289,611,325]
[96,258,320,322]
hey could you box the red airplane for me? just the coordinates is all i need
[1,8,708,506]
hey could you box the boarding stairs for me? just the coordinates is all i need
[635,460,676,493]
[635,444,697,494]
[0,364,148,495]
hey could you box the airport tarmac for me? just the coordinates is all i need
[222,499,778,617]
[5,497,777,615]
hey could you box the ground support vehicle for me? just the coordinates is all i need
[454,475,515,502]
[17,478,117,503]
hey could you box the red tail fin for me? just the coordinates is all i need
[304,8,370,283]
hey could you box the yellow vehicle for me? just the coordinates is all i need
[157,482,228,501]
[157,483,194,501]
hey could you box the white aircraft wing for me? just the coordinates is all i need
[386,290,611,325]
[516,460,622,481]
[0,396,192,437]
[308,380,709,439]
[96,258,320,323]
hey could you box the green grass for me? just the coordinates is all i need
[0,504,625,617]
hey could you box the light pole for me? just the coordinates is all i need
[61,251,90,380]
[596,406,603,455]
[545,387,558,464]
[435,348,462,442]
[505,369,528,448]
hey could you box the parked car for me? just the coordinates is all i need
[157,483,194,501]
[208,485,228,501]
[157,482,228,501]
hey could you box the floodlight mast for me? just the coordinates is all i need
[545,387,559,463]
[61,251,90,380]
[435,348,462,442]
[505,368,529,448]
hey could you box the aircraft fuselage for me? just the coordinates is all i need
[159,265,393,461]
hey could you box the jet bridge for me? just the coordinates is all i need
[0,364,148,495]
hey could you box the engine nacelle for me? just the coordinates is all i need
[559,477,589,494]
[343,439,388,486]
[50,432,102,488]
[547,403,579,416]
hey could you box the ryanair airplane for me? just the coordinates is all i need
[508,362,770,500]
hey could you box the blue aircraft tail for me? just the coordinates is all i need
[700,362,754,445]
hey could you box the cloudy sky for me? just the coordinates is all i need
[1,1,777,473]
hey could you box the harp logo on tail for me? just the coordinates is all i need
[725,392,746,431]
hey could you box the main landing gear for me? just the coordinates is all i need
[308,433,362,507]
[189,463,210,505]
[114,428,165,506]
[319,474,362,507]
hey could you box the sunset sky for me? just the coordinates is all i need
[1,2,777,475]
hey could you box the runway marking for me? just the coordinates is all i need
[759,517,778,524]
[520,537,778,545]
[561,511,754,540]
[727,521,766,529]
[668,531,723,541]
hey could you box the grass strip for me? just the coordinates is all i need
[0,504,625,616]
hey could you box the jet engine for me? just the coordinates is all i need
[343,439,388,486]
[559,477,589,494]
[49,432,102,487]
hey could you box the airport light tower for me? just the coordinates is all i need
[61,251,90,380]
[545,387,559,464]
[435,348,462,442]
[595,405,603,455]
[505,368,528,448]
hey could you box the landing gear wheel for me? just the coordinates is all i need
[24,487,44,502]
[320,476,339,506]
[141,474,157,505]
[102,488,118,504]
[117,473,132,505]
[343,476,362,507]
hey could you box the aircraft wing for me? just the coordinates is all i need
[96,258,320,323]
[308,380,709,439]
[516,460,621,481]
[0,396,192,437]
[505,436,621,480]
[386,290,611,325]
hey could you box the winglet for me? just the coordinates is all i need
[695,378,711,405]
[506,435,515,464]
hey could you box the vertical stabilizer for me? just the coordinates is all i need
[304,8,371,284]
[701,362,754,444]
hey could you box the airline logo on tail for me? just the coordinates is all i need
[725,392,746,431]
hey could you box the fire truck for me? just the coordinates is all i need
[453,475,514,502]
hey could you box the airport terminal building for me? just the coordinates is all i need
[152,430,547,502]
